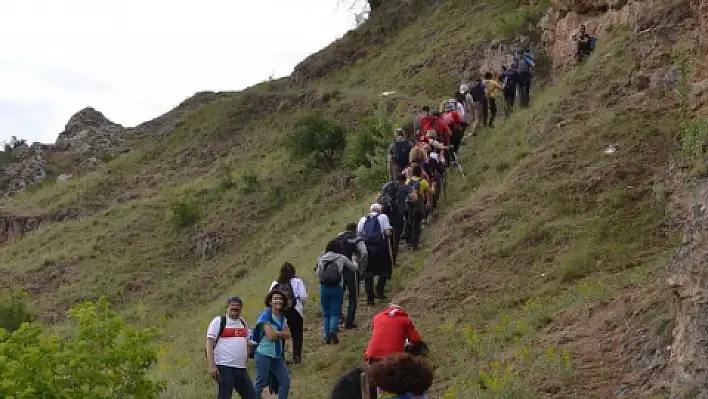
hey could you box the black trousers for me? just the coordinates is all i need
[364,273,388,304]
[518,72,531,108]
[284,308,303,360]
[216,365,257,399]
[389,212,404,265]
[488,97,497,126]
[341,269,358,327]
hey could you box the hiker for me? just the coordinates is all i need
[426,152,445,209]
[388,128,414,180]
[468,77,487,132]
[378,174,417,265]
[315,239,358,343]
[572,24,595,62]
[501,64,520,117]
[205,296,257,399]
[403,147,431,181]
[404,164,432,251]
[268,262,308,364]
[412,106,431,137]
[252,290,291,399]
[335,223,368,329]
[357,203,393,305]
[365,304,423,361]
[368,353,434,399]
[516,49,535,108]
[442,101,463,165]
[330,340,431,399]
[458,84,474,133]
[483,72,503,128]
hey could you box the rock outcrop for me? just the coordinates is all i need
[0,144,47,195]
[54,107,127,158]
[0,207,80,244]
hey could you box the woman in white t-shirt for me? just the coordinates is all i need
[268,262,308,364]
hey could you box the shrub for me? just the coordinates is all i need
[240,171,260,194]
[0,297,165,398]
[346,109,393,169]
[285,112,347,171]
[0,289,35,333]
[168,197,201,229]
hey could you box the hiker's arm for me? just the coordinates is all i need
[263,323,285,340]
[405,319,423,344]
[343,256,358,272]
[205,338,217,367]
[282,321,291,339]
[387,153,394,178]
[356,241,369,271]
[296,280,308,305]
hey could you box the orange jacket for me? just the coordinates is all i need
[364,306,422,360]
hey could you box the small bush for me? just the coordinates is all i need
[168,197,201,229]
[0,289,35,333]
[353,148,389,191]
[0,297,165,398]
[240,171,260,194]
[346,109,393,169]
[285,112,347,171]
[216,162,235,190]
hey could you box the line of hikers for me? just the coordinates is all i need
[204,71,532,398]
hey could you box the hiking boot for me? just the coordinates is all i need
[345,323,358,330]
[293,356,302,364]
[330,332,340,344]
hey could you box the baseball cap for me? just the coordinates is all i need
[227,296,243,305]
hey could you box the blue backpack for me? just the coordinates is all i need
[361,215,383,247]
[249,309,284,359]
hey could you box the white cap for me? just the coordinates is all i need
[370,203,382,213]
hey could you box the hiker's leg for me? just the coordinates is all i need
[287,310,304,361]
[344,271,357,327]
[216,365,235,399]
[252,353,270,396]
[319,284,332,341]
[391,213,403,264]
[375,272,388,298]
[482,100,489,127]
[489,98,497,126]
[330,285,344,333]
[364,273,375,305]
[410,212,422,249]
[232,368,257,399]
[270,358,291,399]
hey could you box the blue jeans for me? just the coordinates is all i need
[253,352,290,399]
[320,284,343,340]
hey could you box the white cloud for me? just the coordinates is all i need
[0,0,356,143]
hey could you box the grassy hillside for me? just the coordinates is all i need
[0,0,692,397]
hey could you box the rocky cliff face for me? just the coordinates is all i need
[667,178,708,398]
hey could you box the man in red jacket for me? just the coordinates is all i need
[364,304,423,362]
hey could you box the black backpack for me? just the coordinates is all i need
[320,260,342,286]
[379,181,398,214]
[336,232,359,260]
[391,140,413,168]
[273,281,296,308]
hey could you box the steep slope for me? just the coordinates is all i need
[1,0,706,398]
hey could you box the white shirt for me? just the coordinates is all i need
[206,316,250,368]
[357,212,392,236]
[268,277,308,316]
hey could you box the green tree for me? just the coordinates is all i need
[346,109,393,169]
[0,297,165,398]
[285,112,347,171]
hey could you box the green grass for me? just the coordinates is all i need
[0,0,688,398]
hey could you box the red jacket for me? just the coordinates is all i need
[364,306,422,360]
[442,111,462,129]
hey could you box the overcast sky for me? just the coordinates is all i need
[0,0,357,144]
